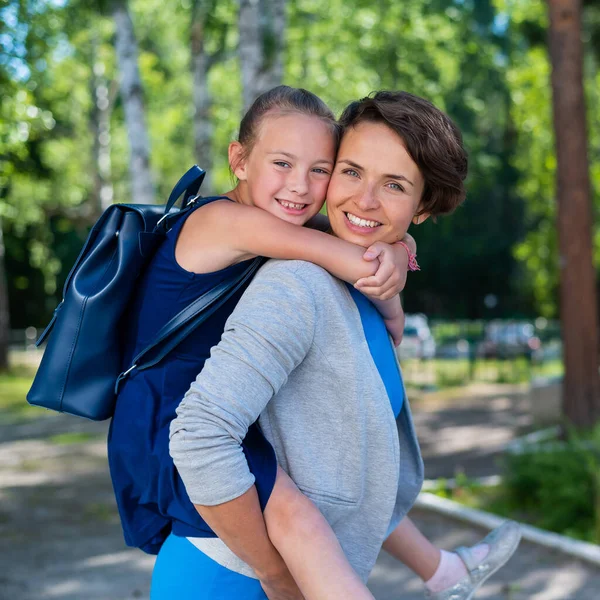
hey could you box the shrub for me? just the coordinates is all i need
[502,428,600,543]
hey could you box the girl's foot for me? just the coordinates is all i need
[424,520,522,600]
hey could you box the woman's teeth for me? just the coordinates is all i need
[345,212,381,228]
[278,200,306,210]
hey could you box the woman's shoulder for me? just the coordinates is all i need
[257,259,340,288]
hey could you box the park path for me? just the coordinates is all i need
[0,385,599,599]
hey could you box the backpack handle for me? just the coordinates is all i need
[157,165,206,228]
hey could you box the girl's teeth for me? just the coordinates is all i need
[280,200,306,210]
[346,213,380,228]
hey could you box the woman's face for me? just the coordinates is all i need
[326,121,426,247]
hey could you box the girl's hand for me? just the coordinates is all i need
[354,242,409,300]
[385,310,406,347]
[260,570,305,600]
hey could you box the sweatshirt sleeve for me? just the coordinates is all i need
[169,260,317,506]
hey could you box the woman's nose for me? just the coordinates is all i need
[356,188,379,210]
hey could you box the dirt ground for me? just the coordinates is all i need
[1,387,599,600]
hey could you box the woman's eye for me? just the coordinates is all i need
[343,169,359,178]
[274,161,291,168]
[388,182,405,192]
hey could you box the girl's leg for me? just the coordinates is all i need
[264,466,374,600]
[382,516,442,580]
[384,515,520,597]
[151,532,267,599]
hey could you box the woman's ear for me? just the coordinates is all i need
[412,212,430,225]
[228,141,248,181]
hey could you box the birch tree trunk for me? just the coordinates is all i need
[112,0,154,204]
[90,38,117,215]
[238,0,287,111]
[191,0,214,194]
[547,0,600,427]
[0,219,9,371]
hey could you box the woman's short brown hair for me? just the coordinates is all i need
[338,91,468,217]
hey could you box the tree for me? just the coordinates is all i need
[90,34,118,215]
[238,0,286,110]
[547,0,600,427]
[0,219,9,371]
[112,0,154,204]
[190,0,229,193]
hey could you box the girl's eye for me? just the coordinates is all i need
[342,168,359,178]
[312,168,330,175]
[274,161,291,168]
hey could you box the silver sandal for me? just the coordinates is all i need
[425,520,522,600]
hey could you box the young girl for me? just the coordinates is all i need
[109,85,410,592]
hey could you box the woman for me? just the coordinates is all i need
[168,91,520,599]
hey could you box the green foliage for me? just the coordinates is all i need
[433,430,600,543]
[502,429,600,543]
[496,0,600,317]
[1,0,598,326]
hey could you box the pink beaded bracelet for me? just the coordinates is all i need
[396,241,421,272]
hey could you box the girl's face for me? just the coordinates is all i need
[326,121,427,247]
[231,113,336,225]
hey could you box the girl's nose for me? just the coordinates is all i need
[287,173,309,196]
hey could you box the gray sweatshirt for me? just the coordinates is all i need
[169,259,424,582]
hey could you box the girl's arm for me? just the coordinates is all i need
[176,201,410,299]
[190,486,303,600]
[265,466,374,600]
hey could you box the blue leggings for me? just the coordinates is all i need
[151,533,268,599]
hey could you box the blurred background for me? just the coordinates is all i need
[1,1,600,597]
[2,0,598,410]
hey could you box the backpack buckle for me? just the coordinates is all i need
[115,364,137,394]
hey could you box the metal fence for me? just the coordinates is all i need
[11,318,564,390]
[398,317,563,389]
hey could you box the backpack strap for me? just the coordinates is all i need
[165,165,206,213]
[115,256,265,393]
[155,165,207,231]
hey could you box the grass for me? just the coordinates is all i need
[49,431,99,445]
[0,365,50,424]
[401,357,563,390]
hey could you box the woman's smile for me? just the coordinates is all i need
[343,211,383,232]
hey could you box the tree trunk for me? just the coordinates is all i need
[112,0,154,204]
[0,218,10,372]
[238,0,287,111]
[191,0,215,194]
[547,0,600,427]
[90,37,117,215]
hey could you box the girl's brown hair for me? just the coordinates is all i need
[338,91,468,217]
[236,85,341,164]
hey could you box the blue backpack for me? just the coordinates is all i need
[27,166,262,420]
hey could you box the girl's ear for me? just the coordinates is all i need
[412,212,430,225]
[228,141,248,180]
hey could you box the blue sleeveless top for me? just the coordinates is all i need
[107,200,277,555]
